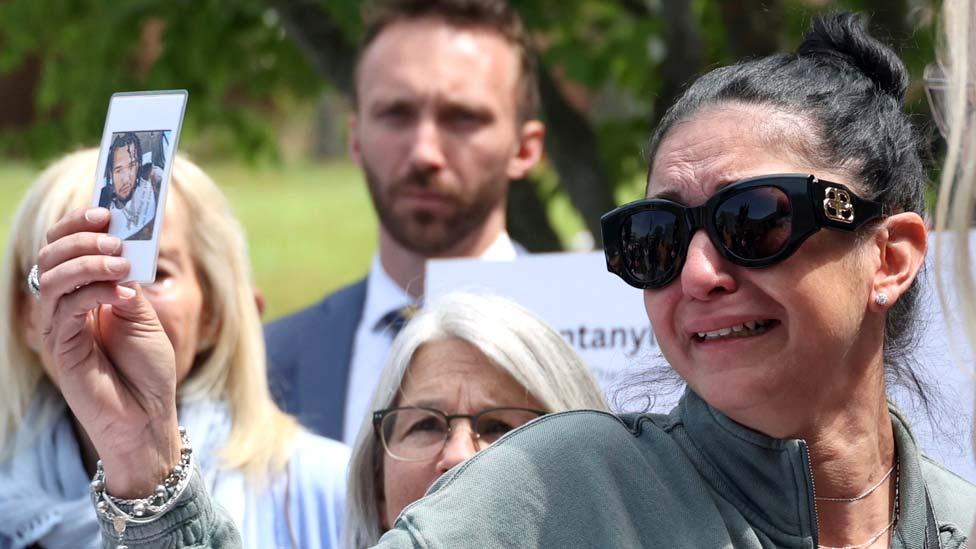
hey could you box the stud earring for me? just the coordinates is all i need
[874,292,888,306]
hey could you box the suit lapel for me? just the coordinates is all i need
[294,279,367,440]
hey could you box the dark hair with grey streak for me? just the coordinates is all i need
[641,13,933,411]
[353,0,540,124]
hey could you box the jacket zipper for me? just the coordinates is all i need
[799,439,820,547]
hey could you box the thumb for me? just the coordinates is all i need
[105,284,160,326]
[96,283,174,372]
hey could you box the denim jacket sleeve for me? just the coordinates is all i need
[98,469,242,549]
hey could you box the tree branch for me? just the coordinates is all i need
[717,0,784,59]
[651,0,706,130]
[538,66,617,244]
[268,0,356,95]
[507,177,563,252]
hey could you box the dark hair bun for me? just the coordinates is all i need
[798,12,908,103]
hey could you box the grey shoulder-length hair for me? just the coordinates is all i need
[342,292,608,548]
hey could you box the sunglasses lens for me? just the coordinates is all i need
[714,186,792,260]
[619,209,681,287]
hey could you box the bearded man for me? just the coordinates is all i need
[265,0,545,443]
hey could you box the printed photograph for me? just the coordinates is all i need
[97,130,170,240]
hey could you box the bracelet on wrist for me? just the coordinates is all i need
[89,426,193,549]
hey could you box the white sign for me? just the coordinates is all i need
[426,235,976,483]
[428,252,658,395]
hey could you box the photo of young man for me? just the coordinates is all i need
[97,131,164,240]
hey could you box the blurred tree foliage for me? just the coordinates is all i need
[0,0,940,249]
[0,0,320,162]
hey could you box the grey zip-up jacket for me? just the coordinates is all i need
[104,390,975,548]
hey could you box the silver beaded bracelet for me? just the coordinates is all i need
[89,426,194,549]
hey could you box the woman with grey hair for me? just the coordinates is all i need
[343,292,608,547]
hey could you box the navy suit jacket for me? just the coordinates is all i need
[265,279,367,440]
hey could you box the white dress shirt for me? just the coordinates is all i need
[341,232,518,444]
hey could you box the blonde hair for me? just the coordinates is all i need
[342,292,608,548]
[0,149,298,482]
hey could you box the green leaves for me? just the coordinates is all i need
[0,0,319,161]
[0,0,941,219]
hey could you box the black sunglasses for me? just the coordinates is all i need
[601,174,888,290]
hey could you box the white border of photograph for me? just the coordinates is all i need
[91,90,188,283]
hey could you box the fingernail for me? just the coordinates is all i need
[106,257,128,274]
[85,208,109,224]
[117,285,136,299]
[97,235,121,254]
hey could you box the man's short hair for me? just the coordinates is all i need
[354,0,541,124]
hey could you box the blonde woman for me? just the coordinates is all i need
[343,292,609,547]
[933,0,976,542]
[0,149,349,549]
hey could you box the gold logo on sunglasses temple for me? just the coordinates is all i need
[823,187,855,224]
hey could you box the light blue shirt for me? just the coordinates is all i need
[0,390,349,549]
[205,428,350,549]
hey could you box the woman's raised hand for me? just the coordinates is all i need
[37,207,181,497]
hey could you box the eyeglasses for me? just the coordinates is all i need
[373,406,546,462]
[601,174,888,290]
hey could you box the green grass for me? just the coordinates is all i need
[0,163,44,259]
[207,162,378,320]
[0,160,594,322]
